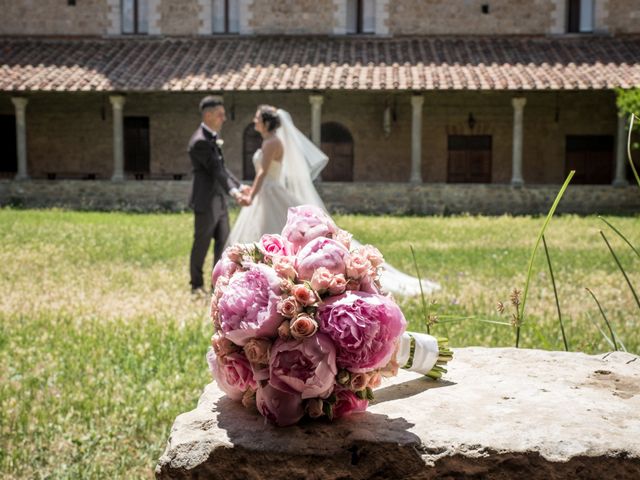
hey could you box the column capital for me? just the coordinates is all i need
[309,95,324,107]
[411,95,424,107]
[109,95,126,110]
[11,96,28,110]
[512,97,527,110]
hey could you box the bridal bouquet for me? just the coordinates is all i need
[207,205,452,426]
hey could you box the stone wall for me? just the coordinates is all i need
[1,180,638,215]
[248,0,336,34]
[159,0,202,35]
[606,0,640,34]
[387,0,556,35]
[0,0,109,35]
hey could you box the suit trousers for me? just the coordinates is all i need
[189,195,230,289]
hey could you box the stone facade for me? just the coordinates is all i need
[159,0,201,35]
[0,90,620,184]
[0,0,109,36]
[1,0,638,36]
[249,0,336,34]
[606,0,640,34]
[387,0,556,35]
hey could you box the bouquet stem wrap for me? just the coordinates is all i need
[398,332,453,379]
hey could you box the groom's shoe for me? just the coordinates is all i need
[191,286,209,298]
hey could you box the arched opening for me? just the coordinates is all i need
[320,122,354,182]
[242,123,262,181]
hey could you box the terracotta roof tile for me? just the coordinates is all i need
[1,35,639,92]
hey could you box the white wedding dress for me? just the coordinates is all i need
[226,150,295,246]
[226,111,440,297]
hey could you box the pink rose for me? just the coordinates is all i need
[207,350,257,401]
[278,296,302,318]
[241,388,257,411]
[269,333,337,400]
[368,372,382,389]
[346,253,372,280]
[296,237,350,281]
[306,398,324,419]
[226,244,245,263]
[359,245,384,268]
[317,291,407,373]
[258,234,292,260]
[282,205,338,253]
[310,267,333,293]
[328,274,347,295]
[332,386,368,419]
[256,384,304,427]
[243,337,272,365]
[292,284,317,306]
[335,229,353,249]
[279,278,293,293]
[349,372,368,392]
[217,263,283,345]
[290,314,318,339]
[211,334,239,357]
[277,320,291,340]
[272,255,297,279]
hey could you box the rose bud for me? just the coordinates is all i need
[328,274,347,296]
[211,334,238,357]
[278,320,291,340]
[336,369,351,386]
[290,314,318,339]
[367,372,382,389]
[278,296,301,318]
[310,267,333,293]
[242,388,257,411]
[292,284,317,307]
[306,398,324,419]
[243,337,272,365]
[350,372,368,392]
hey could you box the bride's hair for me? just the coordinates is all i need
[257,105,281,132]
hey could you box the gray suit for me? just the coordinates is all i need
[188,125,241,289]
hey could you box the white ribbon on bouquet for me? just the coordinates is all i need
[397,332,440,375]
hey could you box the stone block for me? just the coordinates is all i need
[156,347,640,479]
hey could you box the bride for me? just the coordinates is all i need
[226,105,439,297]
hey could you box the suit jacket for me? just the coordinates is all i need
[188,126,241,213]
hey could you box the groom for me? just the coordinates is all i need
[188,95,248,294]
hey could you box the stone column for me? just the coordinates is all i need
[410,95,424,183]
[11,97,29,181]
[309,95,323,147]
[511,97,527,186]
[613,112,629,186]
[110,95,126,181]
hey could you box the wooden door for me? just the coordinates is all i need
[124,117,150,178]
[447,135,492,183]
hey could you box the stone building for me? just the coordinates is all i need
[0,0,639,213]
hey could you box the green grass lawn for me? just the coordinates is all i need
[1,208,638,478]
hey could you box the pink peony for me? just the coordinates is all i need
[217,263,283,345]
[282,205,338,253]
[332,386,369,419]
[269,333,337,400]
[296,237,350,281]
[211,257,238,290]
[207,349,257,401]
[317,291,406,373]
[256,384,304,427]
[258,234,292,260]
